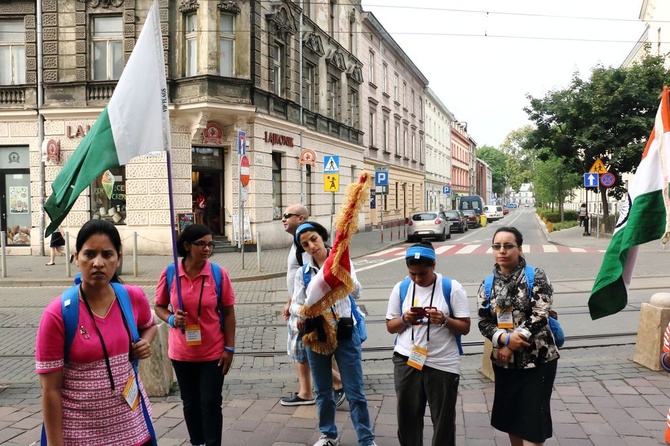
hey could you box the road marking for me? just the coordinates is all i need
[369,247,404,257]
[454,245,478,254]
[543,245,559,253]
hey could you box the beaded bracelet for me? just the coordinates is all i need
[167,314,176,328]
[505,333,511,346]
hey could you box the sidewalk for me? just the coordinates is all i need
[3,223,670,445]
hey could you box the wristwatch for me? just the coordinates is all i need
[441,312,449,327]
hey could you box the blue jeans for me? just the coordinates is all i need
[172,359,224,446]
[306,330,375,445]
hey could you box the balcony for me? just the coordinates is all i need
[0,85,36,108]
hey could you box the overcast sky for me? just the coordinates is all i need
[360,0,647,148]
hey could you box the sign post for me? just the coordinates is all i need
[237,131,247,267]
[324,155,340,233]
[375,166,389,242]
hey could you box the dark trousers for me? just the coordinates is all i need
[172,359,225,446]
[393,354,460,446]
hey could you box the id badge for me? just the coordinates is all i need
[407,345,428,370]
[185,324,202,346]
[496,308,514,329]
[122,374,140,410]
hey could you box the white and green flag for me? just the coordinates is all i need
[589,86,670,319]
[44,0,169,236]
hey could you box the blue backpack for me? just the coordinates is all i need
[483,265,565,348]
[301,265,367,342]
[166,262,225,330]
[41,281,157,445]
[398,276,463,355]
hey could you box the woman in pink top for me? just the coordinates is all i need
[155,224,236,446]
[36,219,157,445]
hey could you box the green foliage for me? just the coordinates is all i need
[477,146,507,195]
[536,208,578,223]
[499,126,535,192]
[532,151,580,214]
[552,220,580,231]
[524,54,670,220]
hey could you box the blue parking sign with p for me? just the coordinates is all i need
[443,185,451,195]
[375,171,388,186]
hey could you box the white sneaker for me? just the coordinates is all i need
[313,434,340,446]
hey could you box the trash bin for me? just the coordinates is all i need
[479,214,487,227]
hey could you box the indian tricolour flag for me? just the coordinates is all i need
[588,86,670,320]
[44,0,169,237]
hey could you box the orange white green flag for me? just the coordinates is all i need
[589,86,670,319]
[44,0,169,237]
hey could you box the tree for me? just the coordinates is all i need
[477,146,507,197]
[532,151,581,218]
[524,54,670,224]
[499,126,535,193]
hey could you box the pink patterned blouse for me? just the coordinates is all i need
[36,285,154,446]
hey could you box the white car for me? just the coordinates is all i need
[483,205,503,222]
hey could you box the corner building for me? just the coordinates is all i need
[0,0,371,255]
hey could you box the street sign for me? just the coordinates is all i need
[600,172,615,188]
[443,185,451,195]
[375,185,389,194]
[299,148,317,166]
[324,173,339,192]
[589,158,607,174]
[238,130,246,155]
[375,171,389,186]
[584,173,599,188]
[324,155,340,173]
[370,190,376,209]
[240,155,250,186]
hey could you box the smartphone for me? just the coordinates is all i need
[410,307,427,318]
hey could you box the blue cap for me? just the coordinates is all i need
[405,245,436,261]
[295,223,316,245]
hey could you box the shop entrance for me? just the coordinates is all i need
[0,147,31,246]
[192,147,224,235]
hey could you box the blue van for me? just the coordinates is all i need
[459,195,484,216]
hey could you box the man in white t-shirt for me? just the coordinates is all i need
[386,241,471,446]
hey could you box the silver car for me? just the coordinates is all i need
[407,211,451,242]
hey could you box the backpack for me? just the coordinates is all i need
[166,262,225,331]
[41,282,157,445]
[483,265,565,348]
[301,264,367,342]
[398,276,463,355]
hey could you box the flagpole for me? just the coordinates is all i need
[166,150,185,328]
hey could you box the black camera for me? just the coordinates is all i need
[337,317,354,340]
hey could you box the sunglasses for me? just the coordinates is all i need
[491,244,518,251]
[282,212,301,219]
[191,241,215,248]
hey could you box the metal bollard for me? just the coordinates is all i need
[390,221,393,241]
[256,231,262,272]
[65,231,72,278]
[397,220,400,239]
[0,231,6,278]
[133,232,138,278]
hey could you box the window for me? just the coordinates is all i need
[304,1,312,19]
[272,152,282,219]
[403,128,407,157]
[383,116,389,151]
[382,63,388,93]
[411,90,415,114]
[403,82,407,105]
[303,61,315,110]
[393,74,399,102]
[219,13,235,77]
[328,74,339,119]
[92,16,123,80]
[412,133,416,160]
[91,168,126,225]
[184,13,197,76]
[368,51,375,84]
[369,110,376,147]
[394,123,399,154]
[348,87,359,127]
[272,42,284,95]
[329,0,336,34]
[0,21,25,85]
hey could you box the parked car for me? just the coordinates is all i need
[407,211,451,242]
[483,205,503,222]
[502,208,509,216]
[444,209,467,233]
[505,203,518,209]
[462,209,480,228]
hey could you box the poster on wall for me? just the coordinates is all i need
[9,186,29,214]
[232,214,252,242]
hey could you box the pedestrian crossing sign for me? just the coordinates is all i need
[324,155,340,173]
[589,158,607,174]
[324,174,339,192]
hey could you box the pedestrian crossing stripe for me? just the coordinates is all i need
[365,244,605,258]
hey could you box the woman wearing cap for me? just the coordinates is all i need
[386,241,471,446]
[291,222,376,446]
[477,226,559,446]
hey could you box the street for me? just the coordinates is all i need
[2,208,670,444]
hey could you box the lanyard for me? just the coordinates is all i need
[79,286,131,391]
[411,277,436,343]
[196,277,206,321]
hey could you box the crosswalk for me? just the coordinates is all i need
[365,244,604,258]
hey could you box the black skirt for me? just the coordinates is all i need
[491,360,558,442]
[50,231,65,248]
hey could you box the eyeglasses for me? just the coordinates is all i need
[282,212,301,219]
[191,241,215,248]
[491,244,518,251]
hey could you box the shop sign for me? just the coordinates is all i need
[66,125,91,138]
[263,131,295,147]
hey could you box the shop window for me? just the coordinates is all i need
[272,152,282,219]
[91,16,123,81]
[91,167,126,225]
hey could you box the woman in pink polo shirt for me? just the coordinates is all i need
[155,224,236,446]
